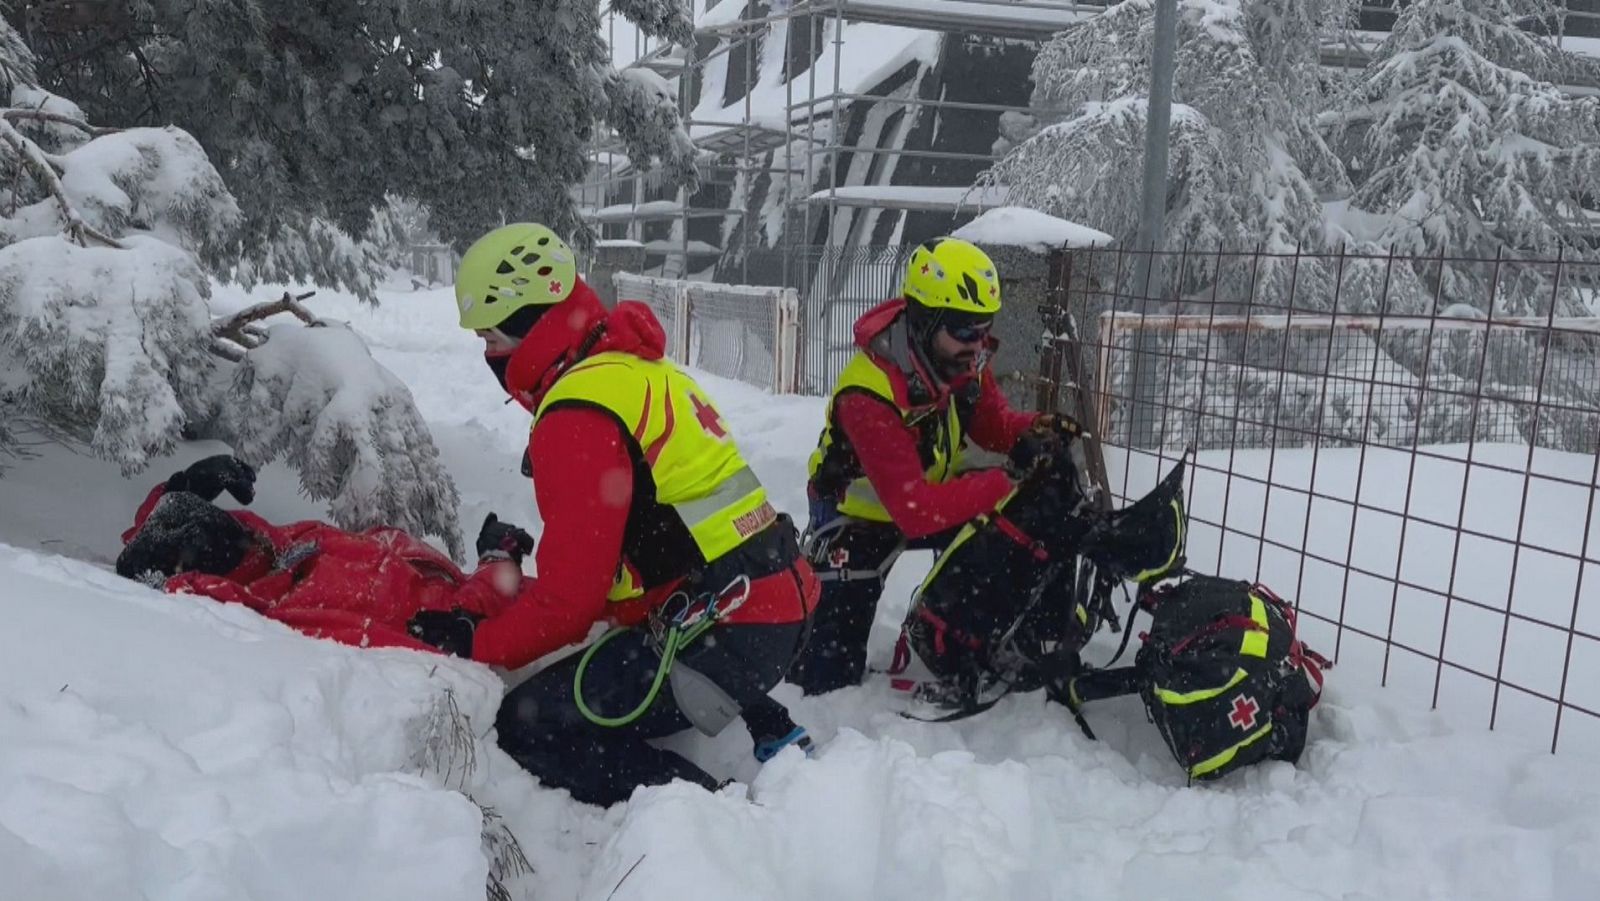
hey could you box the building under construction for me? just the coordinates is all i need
[578,1,1600,286]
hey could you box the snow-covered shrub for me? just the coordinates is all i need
[0,235,215,472]
[217,322,464,560]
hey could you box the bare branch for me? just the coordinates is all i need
[209,291,321,358]
[209,339,244,363]
[0,117,124,249]
[1,108,116,137]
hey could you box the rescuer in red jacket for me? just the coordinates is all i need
[789,236,1081,699]
[404,222,818,807]
[115,454,518,652]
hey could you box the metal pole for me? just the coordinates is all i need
[743,21,754,284]
[1130,0,1180,449]
[679,38,697,279]
[804,11,818,248]
[829,2,845,245]
[785,7,795,295]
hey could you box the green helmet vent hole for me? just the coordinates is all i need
[484,294,499,305]
[511,277,529,286]
[537,236,550,246]
[509,245,526,256]
[537,266,553,276]
[495,261,516,275]
[521,253,541,265]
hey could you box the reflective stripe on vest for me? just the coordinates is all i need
[536,352,774,601]
[808,349,965,522]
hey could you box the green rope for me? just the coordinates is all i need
[573,627,675,728]
[573,616,719,728]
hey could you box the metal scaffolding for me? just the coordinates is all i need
[579,0,1102,278]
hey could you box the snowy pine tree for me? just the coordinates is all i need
[1339,0,1600,316]
[9,0,698,298]
[0,20,464,554]
[984,0,1356,304]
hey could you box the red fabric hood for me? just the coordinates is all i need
[854,298,908,350]
[500,276,668,410]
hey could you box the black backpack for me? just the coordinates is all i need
[1066,455,1331,781]
[1129,574,1329,780]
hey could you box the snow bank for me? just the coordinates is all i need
[0,542,505,901]
[590,695,1600,901]
[953,205,1114,250]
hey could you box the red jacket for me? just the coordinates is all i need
[830,299,1039,539]
[124,486,517,652]
[465,277,812,671]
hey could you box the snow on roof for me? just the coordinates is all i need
[643,239,723,255]
[805,184,1012,212]
[698,0,756,30]
[588,200,684,222]
[794,0,1093,41]
[691,21,940,128]
[952,206,1113,250]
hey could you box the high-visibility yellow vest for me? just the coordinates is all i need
[807,350,966,522]
[536,352,776,601]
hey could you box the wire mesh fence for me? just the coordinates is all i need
[613,271,800,393]
[1038,245,1600,755]
[738,245,917,394]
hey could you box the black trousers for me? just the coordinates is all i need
[495,620,806,807]
[788,518,955,696]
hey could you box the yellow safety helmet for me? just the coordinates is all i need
[454,223,578,331]
[902,237,1001,316]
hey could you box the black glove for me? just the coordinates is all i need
[1009,414,1083,478]
[166,454,256,504]
[407,608,484,658]
[476,512,535,565]
[1034,413,1084,444]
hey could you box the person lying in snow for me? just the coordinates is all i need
[116,454,521,652]
[119,448,816,806]
[404,222,820,807]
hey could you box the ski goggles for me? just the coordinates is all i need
[941,317,993,343]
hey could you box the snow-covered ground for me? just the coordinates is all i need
[3,281,1599,900]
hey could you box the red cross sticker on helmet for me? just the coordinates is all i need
[1228,694,1260,731]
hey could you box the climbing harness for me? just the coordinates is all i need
[573,575,752,728]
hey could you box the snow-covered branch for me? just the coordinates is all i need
[0,117,123,248]
[0,107,113,137]
[216,323,465,560]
